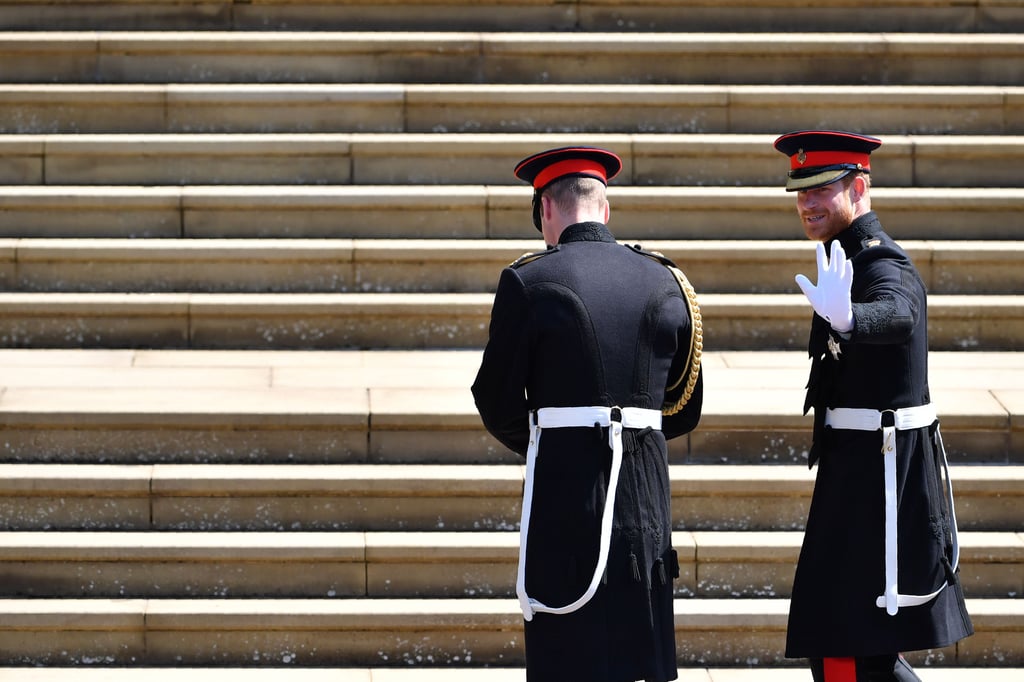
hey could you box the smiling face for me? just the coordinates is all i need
[795,175,860,242]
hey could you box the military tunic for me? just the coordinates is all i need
[786,212,973,658]
[472,222,703,682]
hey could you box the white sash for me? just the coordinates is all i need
[517,405,662,621]
[825,404,959,616]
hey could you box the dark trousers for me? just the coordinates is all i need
[810,655,922,681]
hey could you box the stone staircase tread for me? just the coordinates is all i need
[0,348,1019,370]
[5,29,1023,51]
[0,349,1019,418]
[1,83,1022,135]
[2,462,1020,498]
[0,291,1017,352]
[4,134,1024,189]
[0,363,1018,423]
[1,671,1022,682]
[1,528,1021,600]
[5,595,1023,665]
[1,529,1020,562]
[0,596,1018,627]
[0,671,1021,682]
[3,0,1024,34]
[0,236,1019,295]
[3,186,1024,240]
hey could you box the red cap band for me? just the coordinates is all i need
[532,158,609,189]
[791,150,871,172]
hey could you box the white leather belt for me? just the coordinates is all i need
[517,405,662,621]
[825,404,959,616]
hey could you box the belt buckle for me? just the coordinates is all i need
[609,406,622,423]
[880,409,896,429]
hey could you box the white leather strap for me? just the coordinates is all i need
[824,404,958,616]
[824,404,936,432]
[517,405,662,621]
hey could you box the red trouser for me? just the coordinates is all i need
[810,655,922,681]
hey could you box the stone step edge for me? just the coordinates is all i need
[1,237,1018,296]
[0,237,1017,266]
[2,0,1022,38]
[0,530,1019,563]
[1,84,1020,137]
[3,187,1023,242]
[2,186,1023,207]
[6,30,1023,52]
[0,596,1015,629]
[3,82,1021,102]
[1,463,1019,497]
[0,348,1016,369]
[0,384,1017,432]
[0,669,1017,682]
[0,291,1015,353]
[5,133,1024,158]
[0,291,1016,312]
[5,135,1024,190]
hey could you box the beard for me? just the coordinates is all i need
[800,198,855,242]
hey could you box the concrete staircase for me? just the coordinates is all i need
[0,0,1021,679]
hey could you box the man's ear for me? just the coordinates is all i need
[540,194,554,222]
[851,174,868,202]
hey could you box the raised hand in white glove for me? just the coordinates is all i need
[795,241,854,333]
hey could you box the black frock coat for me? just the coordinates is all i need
[786,212,973,658]
[472,222,703,682]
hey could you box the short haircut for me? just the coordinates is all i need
[545,175,607,213]
[842,170,872,191]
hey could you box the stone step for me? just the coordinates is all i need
[3,31,1022,86]
[0,291,1018,352]
[0,238,1019,295]
[2,186,1024,241]
[2,0,1022,33]
[0,530,1018,600]
[2,84,1022,136]
[0,349,1018,465]
[0,670,1021,682]
[1,463,1020,532]
[0,596,1017,667]
[4,134,1023,188]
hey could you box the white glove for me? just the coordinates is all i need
[795,241,854,333]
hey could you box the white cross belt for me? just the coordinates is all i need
[825,404,959,616]
[517,405,663,621]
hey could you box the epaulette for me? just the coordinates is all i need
[626,243,703,417]
[626,243,678,268]
[509,247,557,269]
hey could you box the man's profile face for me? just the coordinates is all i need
[795,179,856,242]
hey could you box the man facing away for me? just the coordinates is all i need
[775,130,973,681]
[471,146,703,682]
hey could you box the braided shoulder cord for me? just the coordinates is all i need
[662,265,703,416]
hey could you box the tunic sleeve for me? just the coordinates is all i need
[847,247,924,346]
[471,267,533,456]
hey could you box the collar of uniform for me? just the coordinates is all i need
[558,221,615,244]
[828,211,882,257]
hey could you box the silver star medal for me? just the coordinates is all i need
[827,334,842,361]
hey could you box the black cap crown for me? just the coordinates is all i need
[773,130,882,191]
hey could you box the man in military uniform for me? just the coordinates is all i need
[775,130,973,681]
[471,146,703,682]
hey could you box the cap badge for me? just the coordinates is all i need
[797,149,807,165]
